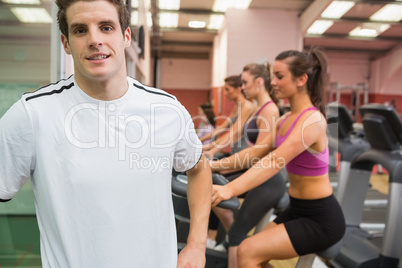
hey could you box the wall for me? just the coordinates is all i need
[371,44,402,96]
[0,39,50,86]
[326,52,371,85]
[164,89,211,128]
[325,46,402,115]
[160,58,212,90]
[133,0,152,85]
[159,57,212,123]
[225,8,302,76]
[211,27,228,88]
[211,8,302,117]
[370,45,402,115]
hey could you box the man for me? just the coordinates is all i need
[0,0,212,267]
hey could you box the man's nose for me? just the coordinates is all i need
[88,30,103,48]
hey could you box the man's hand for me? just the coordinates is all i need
[177,241,206,268]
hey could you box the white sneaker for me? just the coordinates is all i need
[214,237,228,252]
[206,238,217,249]
[213,243,227,252]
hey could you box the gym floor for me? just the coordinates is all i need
[0,173,389,268]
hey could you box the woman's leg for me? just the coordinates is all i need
[207,211,220,248]
[212,206,234,232]
[227,173,287,268]
[228,246,238,268]
[237,222,298,268]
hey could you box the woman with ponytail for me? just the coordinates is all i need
[209,62,287,268]
[211,48,345,267]
[202,75,254,159]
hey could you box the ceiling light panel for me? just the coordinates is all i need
[307,20,334,34]
[131,11,138,25]
[147,11,152,27]
[370,4,402,22]
[2,0,40,4]
[11,7,53,23]
[207,14,225,30]
[188,21,206,28]
[131,0,138,8]
[159,12,178,28]
[349,23,390,37]
[233,0,252,9]
[213,0,251,12]
[158,0,180,10]
[321,1,355,19]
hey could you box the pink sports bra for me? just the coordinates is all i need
[276,107,328,176]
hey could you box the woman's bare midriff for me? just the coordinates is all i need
[287,173,333,200]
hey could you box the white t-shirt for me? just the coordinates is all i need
[0,75,202,268]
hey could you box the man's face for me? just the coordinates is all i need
[61,0,131,83]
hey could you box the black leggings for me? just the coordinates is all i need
[273,194,346,255]
[228,171,287,246]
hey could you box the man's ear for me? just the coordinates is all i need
[124,27,131,48]
[297,73,308,87]
[61,34,71,55]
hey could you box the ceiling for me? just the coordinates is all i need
[147,0,402,59]
[0,0,401,60]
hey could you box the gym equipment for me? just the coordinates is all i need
[326,102,370,201]
[327,103,387,236]
[296,239,343,268]
[172,171,240,268]
[172,170,289,268]
[331,104,402,268]
[328,82,369,121]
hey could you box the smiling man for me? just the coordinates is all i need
[0,0,211,267]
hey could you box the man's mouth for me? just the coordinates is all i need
[88,55,109,60]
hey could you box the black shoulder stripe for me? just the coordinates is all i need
[133,83,175,100]
[25,82,74,102]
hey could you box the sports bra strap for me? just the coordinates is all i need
[278,107,318,135]
[255,100,273,116]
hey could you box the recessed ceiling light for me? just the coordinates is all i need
[349,23,390,37]
[131,0,138,8]
[307,20,334,34]
[233,0,252,9]
[188,21,206,28]
[158,0,180,10]
[11,7,53,23]
[212,0,251,12]
[2,0,40,4]
[207,14,225,30]
[321,1,355,19]
[159,12,178,28]
[370,4,402,22]
[147,12,152,27]
[131,11,138,25]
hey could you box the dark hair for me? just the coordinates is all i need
[243,63,279,105]
[275,47,328,116]
[224,75,242,88]
[56,0,130,40]
[200,104,216,127]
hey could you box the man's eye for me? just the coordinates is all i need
[102,26,113,31]
[74,28,86,34]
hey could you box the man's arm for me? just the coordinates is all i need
[177,154,212,268]
[0,99,34,202]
